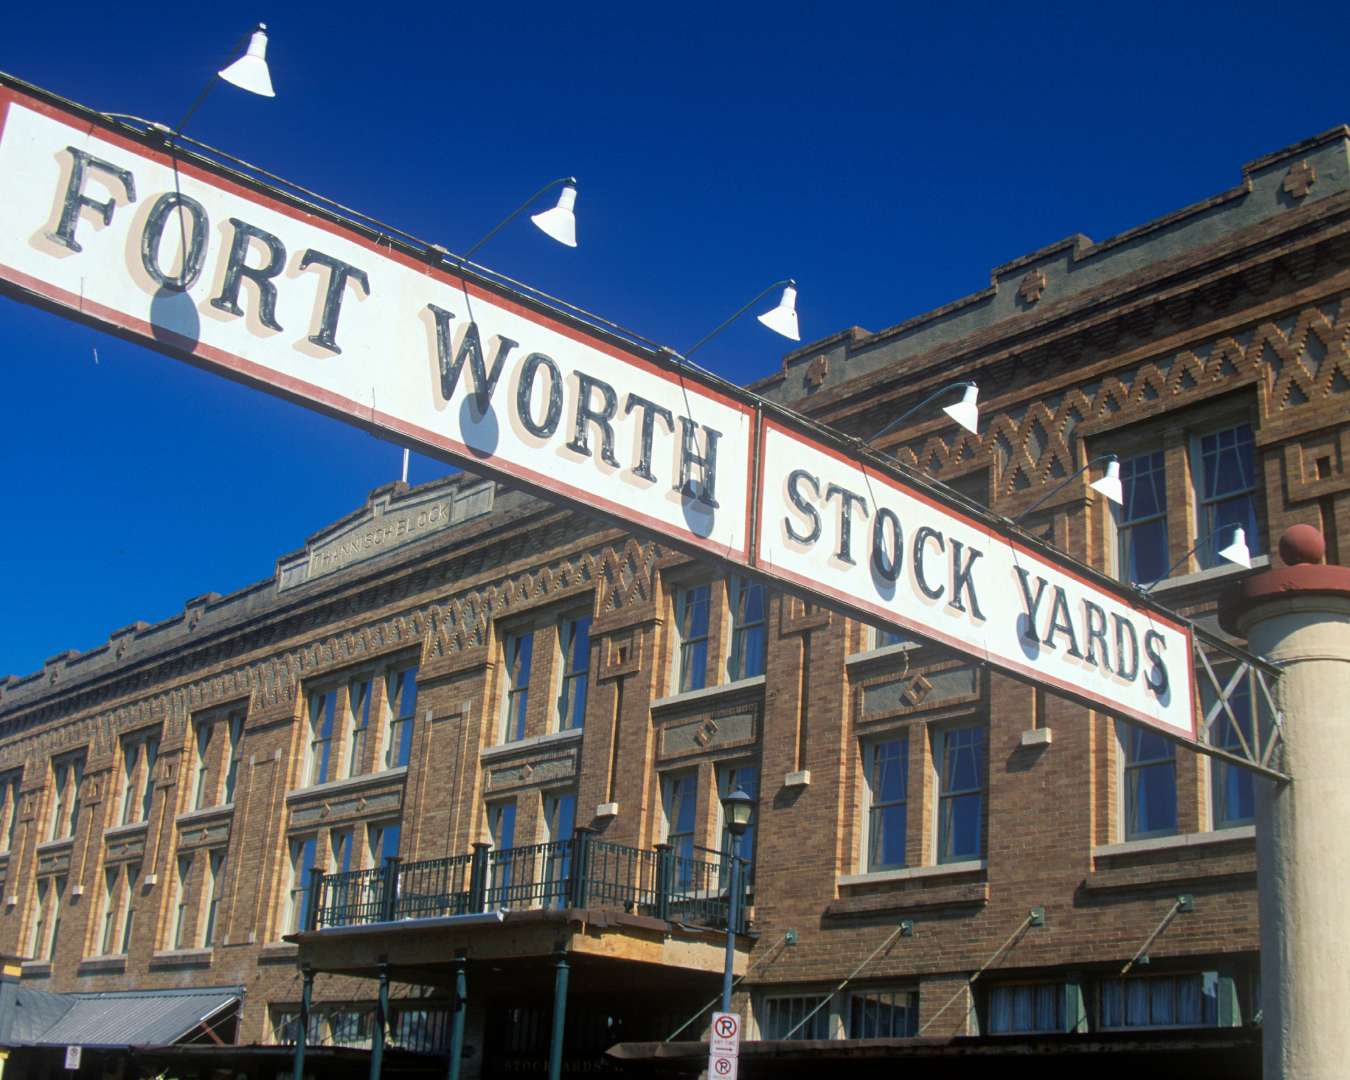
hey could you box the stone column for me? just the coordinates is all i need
[1220,525,1350,1080]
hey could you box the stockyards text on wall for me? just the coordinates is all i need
[0,74,1197,744]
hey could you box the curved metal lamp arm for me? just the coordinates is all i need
[684,279,796,359]
[1015,454,1119,522]
[868,381,976,444]
[1137,523,1244,594]
[173,25,260,137]
[462,176,577,263]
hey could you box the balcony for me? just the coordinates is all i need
[305,827,749,936]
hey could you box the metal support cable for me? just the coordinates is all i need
[916,909,1040,1036]
[779,921,911,1040]
[1121,896,1192,976]
[664,932,793,1042]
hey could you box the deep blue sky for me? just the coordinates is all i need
[1,2,1344,679]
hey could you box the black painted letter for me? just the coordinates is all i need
[825,484,869,565]
[677,417,720,507]
[624,393,674,482]
[914,526,946,599]
[568,373,621,467]
[785,469,822,546]
[299,249,370,354]
[210,218,286,331]
[140,192,207,290]
[516,352,564,437]
[427,307,518,411]
[48,147,136,253]
[872,507,903,581]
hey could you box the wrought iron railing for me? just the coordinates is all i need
[308,829,749,935]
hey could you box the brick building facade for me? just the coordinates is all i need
[4,124,1350,1077]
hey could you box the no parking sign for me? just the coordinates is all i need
[709,1011,740,1080]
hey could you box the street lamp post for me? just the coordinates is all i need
[719,786,755,1014]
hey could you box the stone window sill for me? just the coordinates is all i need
[286,767,408,804]
[79,954,127,972]
[1094,825,1255,858]
[651,675,766,714]
[1147,556,1270,596]
[150,947,213,965]
[839,859,985,887]
[260,941,299,960]
[481,727,584,763]
[175,802,235,827]
[829,860,988,919]
[104,820,150,840]
[21,961,52,976]
[845,641,922,668]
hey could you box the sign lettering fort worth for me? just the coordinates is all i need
[0,73,1199,745]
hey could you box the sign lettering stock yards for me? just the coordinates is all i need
[0,75,1196,743]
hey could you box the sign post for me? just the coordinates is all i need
[709,1012,740,1080]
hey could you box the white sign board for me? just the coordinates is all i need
[0,89,753,566]
[709,1011,740,1080]
[757,421,1196,739]
[0,77,1203,747]
[64,1045,81,1070]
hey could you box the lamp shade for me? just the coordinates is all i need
[942,383,980,434]
[1089,457,1124,506]
[218,25,275,98]
[720,786,755,837]
[530,184,577,247]
[756,285,800,341]
[1218,526,1253,569]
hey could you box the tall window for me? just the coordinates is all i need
[1118,450,1169,585]
[0,773,21,854]
[543,791,577,899]
[864,738,908,872]
[287,837,318,933]
[120,862,140,954]
[717,763,759,876]
[368,821,401,867]
[502,633,534,743]
[172,853,193,949]
[556,615,592,731]
[201,851,225,947]
[47,755,83,842]
[935,726,985,863]
[487,800,518,897]
[662,772,698,886]
[727,577,767,681]
[330,829,354,876]
[674,584,711,693]
[100,866,119,955]
[1121,723,1177,840]
[1196,423,1261,568]
[306,690,338,787]
[101,862,139,955]
[30,875,65,961]
[1208,673,1256,829]
[119,732,159,825]
[848,988,918,1038]
[222,713,244,804]
[193,721,214,810]
[384,666,418,769]
[345,678,372,778]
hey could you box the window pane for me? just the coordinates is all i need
[866,739,908,871]
[1119,451,1169,585]
[937,727,985,862]
[676,586,711,693]
[1199,424,1262,568]
[1123,724,1177,839]
[503,634,534,742]
[557,616,591,731]
[728,577,767,681]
